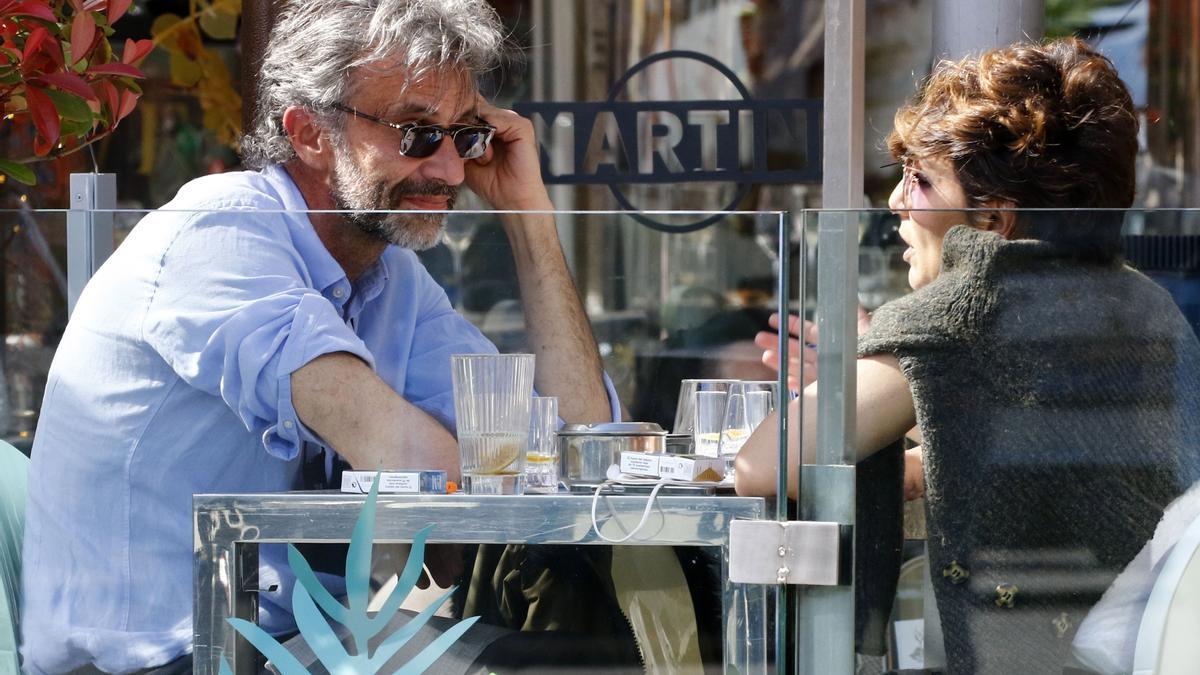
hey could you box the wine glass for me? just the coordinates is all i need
[442,216,478,309]
[718,382,778,457]
[754,217,782,267]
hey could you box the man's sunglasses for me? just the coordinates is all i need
[331,103,496,160]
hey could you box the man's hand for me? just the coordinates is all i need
[459,99,610,424]
[754,307,872,390]
[417,543,465,590]
[465,97,551,211]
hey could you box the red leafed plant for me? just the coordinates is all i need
[0,0,153,184]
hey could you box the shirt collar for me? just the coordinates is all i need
[341,257,390,323]
[355,257,390,305]
[263,164,349,295]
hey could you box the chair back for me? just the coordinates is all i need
[0,441,28,674]
[1133,510,1200,675]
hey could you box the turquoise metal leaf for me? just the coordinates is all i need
[367,585,462,668]
[344,471,378,654]
[226,617,309,674]
[364,524,434,636]
[289,477,379,650]
[288,542,352,627]
[391,615,482,675]
[292,576,352,667]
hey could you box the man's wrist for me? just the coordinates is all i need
[492,194,554,213]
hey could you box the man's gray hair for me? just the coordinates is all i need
[241,0,507,169]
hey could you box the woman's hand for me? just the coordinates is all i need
[903,446,925,501]
[754,313,818,390]
[754,307,872,390]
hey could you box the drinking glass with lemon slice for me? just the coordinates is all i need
[451,353,535,494]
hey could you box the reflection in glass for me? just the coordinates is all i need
[441,217,478,310]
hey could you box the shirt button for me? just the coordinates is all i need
[1053,612,1071,639]
[942,561,970,585]
[283,420,295,430]
[995,583,1018,608]
[333,288,345,298]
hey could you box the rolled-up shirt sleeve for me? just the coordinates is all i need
[142,212,370,461]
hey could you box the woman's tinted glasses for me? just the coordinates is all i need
[332,103,496,160]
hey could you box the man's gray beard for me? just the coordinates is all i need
[330,149,456,250]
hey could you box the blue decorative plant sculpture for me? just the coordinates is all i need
[219,476,478,674]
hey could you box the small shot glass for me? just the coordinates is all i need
[525,396,560,493]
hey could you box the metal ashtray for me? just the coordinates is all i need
[557,422,667,484]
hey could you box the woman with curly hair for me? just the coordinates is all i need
[737,38,1200,674]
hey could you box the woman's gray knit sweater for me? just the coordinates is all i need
[858,225,1200,674]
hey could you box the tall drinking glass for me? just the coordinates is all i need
[451,353,535,494]
[693,390,728,457]
[718,392,752,456]
[525,396,559,493]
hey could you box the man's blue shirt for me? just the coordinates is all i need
[20,165,619,673]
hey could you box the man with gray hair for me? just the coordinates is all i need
[20,1,617,671]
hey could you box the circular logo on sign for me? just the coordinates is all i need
[604,51,754,233]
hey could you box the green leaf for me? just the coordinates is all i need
[0,159,36,186]
[43,88,93,122]
[60,116,94,137]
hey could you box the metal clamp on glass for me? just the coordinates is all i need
[728,520,851,586]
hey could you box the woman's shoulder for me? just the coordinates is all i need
[860,227,1003,357]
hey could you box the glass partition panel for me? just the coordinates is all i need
[32,207,787,675]
[38,204,1200,673]
[799,207,1200,675]
[413,211,790,433]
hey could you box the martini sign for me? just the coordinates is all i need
[513,51,822,231]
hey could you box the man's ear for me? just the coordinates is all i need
[282,106,334,172]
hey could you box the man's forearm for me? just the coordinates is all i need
[291,352,460,477]
[503,211,611,423]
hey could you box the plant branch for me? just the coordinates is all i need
[8,132,110,165]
